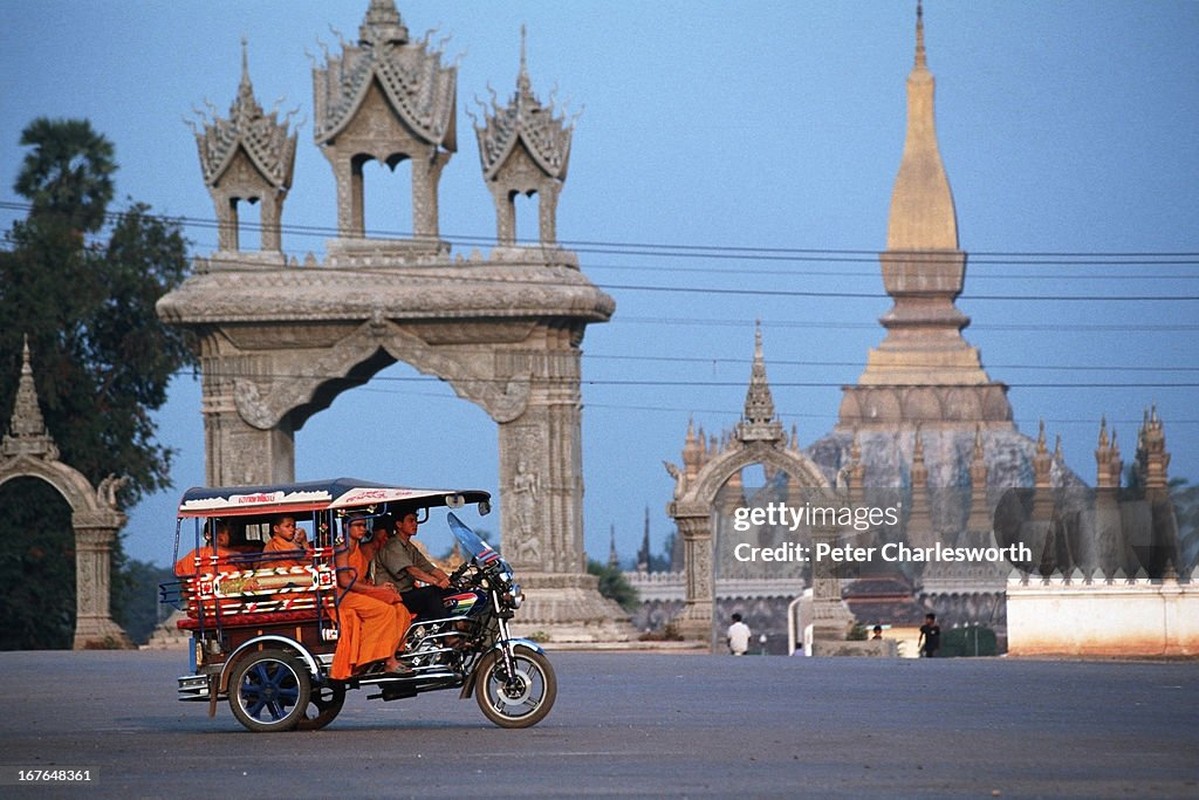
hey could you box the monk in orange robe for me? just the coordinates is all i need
[260,514,310,568]
[174,520,236,576]
[330,514,413,680]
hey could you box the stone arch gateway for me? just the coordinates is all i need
[0,341,131,649]
[665,328,847,643]
[158,2,629,640]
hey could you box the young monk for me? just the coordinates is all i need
[261,515,309,568]
[174,520,235,576]
[330,513,414,679]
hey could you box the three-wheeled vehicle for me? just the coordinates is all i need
[161,478,556,732]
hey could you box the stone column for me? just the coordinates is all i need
[807,521,854,649]
[495,333,629,640]
[671,513,714,642]
[72,516,132,649]
[412,149,451,242]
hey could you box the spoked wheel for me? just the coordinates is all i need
[228,649,311,733]
[296,681,346,731]
[474,646,557,728]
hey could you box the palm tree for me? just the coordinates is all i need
[14,117,116,235]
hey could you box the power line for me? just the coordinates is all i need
[4,199,1198,268]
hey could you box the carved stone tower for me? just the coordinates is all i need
[474,27,572,247]
[313,0,456,253]
[838,3,1012,429]
[192,41,297,262]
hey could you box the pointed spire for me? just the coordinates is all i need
[608,524,619,569]
[518,24,531,97]
[736,322,784,443]
[2,335,60,460]
[915,0,927,70]
[637,506,652,573]
[968,424,990,531]
[887,0,958,250]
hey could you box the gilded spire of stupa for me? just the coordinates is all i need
[838,2,1012,429]
[887,0,957,251]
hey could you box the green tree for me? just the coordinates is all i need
[0,118,195,649]
[587,559,640,612]
[15,117,115,235]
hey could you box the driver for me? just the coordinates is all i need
[374,511,454,621]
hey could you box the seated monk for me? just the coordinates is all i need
[330,513,414,680]
[174,520,236,577]
[260,514,310,569]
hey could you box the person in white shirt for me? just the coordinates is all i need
[726,613,751,655]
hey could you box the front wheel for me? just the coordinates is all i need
[228,649,311,733]
[474,647,557,728]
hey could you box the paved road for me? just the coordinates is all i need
[1,649,1196,798]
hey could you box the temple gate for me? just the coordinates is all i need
[0,340,131,649]
[158,1,627,639]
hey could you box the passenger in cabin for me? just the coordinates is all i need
[261,514,309,568]
[174,520,235,577]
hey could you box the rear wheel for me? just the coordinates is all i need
[296,681,346,731]
[228,649,311,733]
[474,647,557,728]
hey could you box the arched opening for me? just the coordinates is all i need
[511,190,540,246]
[230,195,263,251]
[0,476,76,649]
[361,155,413,238]
[293,358,499,559]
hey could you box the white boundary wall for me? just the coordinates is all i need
[1007,574,1199,657]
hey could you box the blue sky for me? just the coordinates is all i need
[2,1,1197,566]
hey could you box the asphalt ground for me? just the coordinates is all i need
[0,649,1196,799]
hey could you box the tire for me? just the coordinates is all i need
[296,681,346,731]
[227,649,311,733]
[474,647,557,729]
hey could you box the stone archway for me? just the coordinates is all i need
[158,3,629,640]
[0,341,130,649]
[665,328,844,644]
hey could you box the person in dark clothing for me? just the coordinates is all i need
[918,613,941,657]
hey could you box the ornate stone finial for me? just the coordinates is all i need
[314,3,454,150]
[475,26,571,183]
[193,42,297,192]
[359,0,409,46]
[2,335,60,461]
[475,25,573,246]
[1137,405,1170,491]
[968,423,990,531]
[911,423,927,483]
[735,322,784,443]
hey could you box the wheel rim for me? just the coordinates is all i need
[237,659,303,723]
[483,656,545,720]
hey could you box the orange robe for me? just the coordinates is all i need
[261,536,308,568]
[331,543,412,680]
[174,544,235,577]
